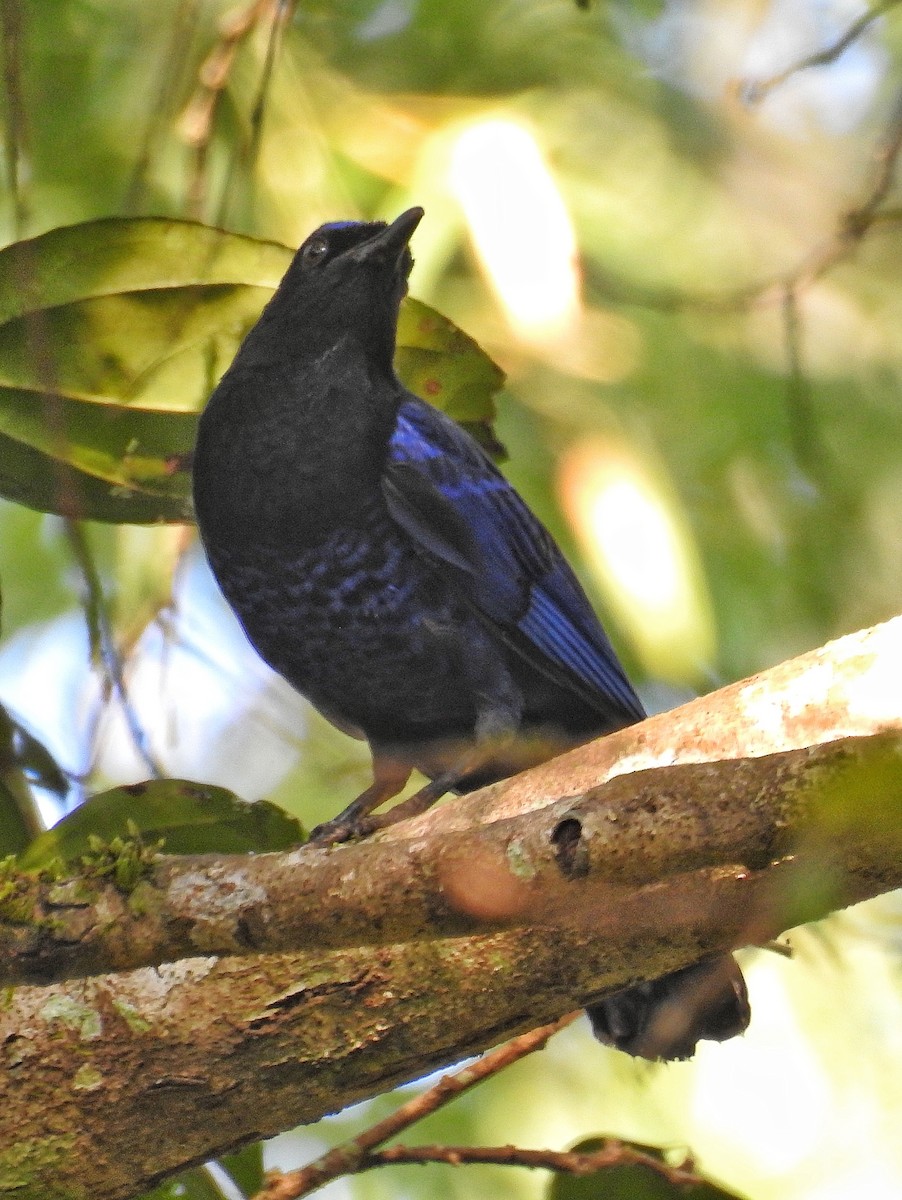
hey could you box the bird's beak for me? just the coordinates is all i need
[352,207,424,265]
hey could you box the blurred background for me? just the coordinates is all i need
[1,0,902,1197]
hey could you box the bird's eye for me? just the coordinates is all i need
[302,237,329,267]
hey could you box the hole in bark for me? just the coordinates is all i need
[551,816,588,878]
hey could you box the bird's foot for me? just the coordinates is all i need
[309,772,455,846]
[307,815,364,846]
[357,774,454,832]
[308,759,410,846]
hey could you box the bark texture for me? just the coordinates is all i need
[0,617,900,1200]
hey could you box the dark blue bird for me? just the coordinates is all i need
[192,208,748,1059]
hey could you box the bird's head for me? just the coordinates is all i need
[268,207,424,369]
[299,207,423,285]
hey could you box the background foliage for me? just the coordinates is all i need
[1,1,902,1198]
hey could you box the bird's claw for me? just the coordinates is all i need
[307,815,376,846]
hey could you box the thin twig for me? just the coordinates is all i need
[0,0,28,235]
[248,0,290,154]
[123,0,203,213]
[741,0,902,105]
[842,88,902,229]
[178,0,273,220]
[257,1013,580,1200]
[215,0,291,226]
[592,115,902,314]
[364,1139,704,1188]
[780,284,824,479]
[760,940,793,959]
[773,86,902,290]
[64,519,164,778]
[646,88,902,317]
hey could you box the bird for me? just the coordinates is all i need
[191,206,749,1060]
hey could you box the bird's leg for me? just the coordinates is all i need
[310,675,522,847]
[314,637,524,842]
[348,738,500,837]
[309,742,494,846]
[309,757,411,845]
[355,769,458,833]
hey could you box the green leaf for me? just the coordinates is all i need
[0,218,288,523]
[0,778,33,858]
[396,296,507,458]
[550,1165,736,1200]
[0,389,197,522]
[140,1146,265,1200]
[0,218,506,523]
[0,217,292,324]
[0,706,61,855]
[18,778,304,869]
[549,1140,744,1200]
[1,714,69,800]
[218,1144,264,1196]
[140,1163,245,1200]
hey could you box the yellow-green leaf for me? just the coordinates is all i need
[0,218,506,522]
[18,779,304,869]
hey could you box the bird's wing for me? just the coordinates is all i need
[382,396,645,724]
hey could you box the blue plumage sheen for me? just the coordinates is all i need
[388,397,645,724]
[191,207,749,1061]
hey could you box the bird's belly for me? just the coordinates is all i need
[208,526,489,746]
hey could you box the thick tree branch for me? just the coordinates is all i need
[2,616,901,984]
[259,1013,580,1200]
[2,730,900,987]
[409,614,902,833]
[0,618,892,983]
[0,617,900,1199]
